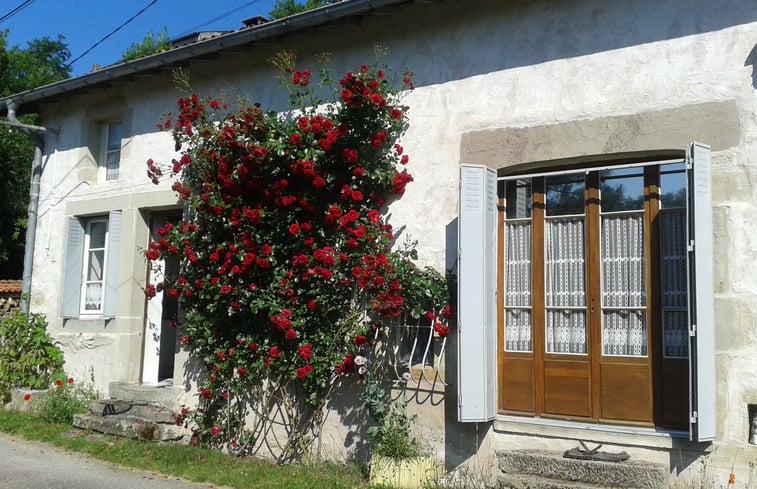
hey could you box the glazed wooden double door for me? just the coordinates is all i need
[498,165,688,427]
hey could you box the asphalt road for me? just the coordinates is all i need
[0,433,220,489]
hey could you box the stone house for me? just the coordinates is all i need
[2,0,756,485]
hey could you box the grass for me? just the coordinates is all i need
[0,409,373,489]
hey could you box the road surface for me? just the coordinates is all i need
[0,432,221,489]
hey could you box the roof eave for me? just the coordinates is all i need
[0,0,412,114]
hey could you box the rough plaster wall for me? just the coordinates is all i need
[25,0,757,482]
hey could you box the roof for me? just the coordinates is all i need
[0,0,413,116]
[0,280,22,294]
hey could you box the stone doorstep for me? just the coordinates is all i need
[107,382,184,410]
[72,413,189,442]
[498,472,622,489]
[89,399,177,424]
[497,450,667,489]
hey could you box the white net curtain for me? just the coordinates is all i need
[505,221,532,351]
[545,216,587,354]
[601,213,647,356]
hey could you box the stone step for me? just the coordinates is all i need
[497,450,667,489]
[108,382,184,410]
[498,472,622,489]
[88,399,177,424]
[73,413,189,442]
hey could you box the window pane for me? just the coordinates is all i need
[546,174,584,216]
[660,163,686,209]
[505,179,531,219]
[107,122,122,151]
[601,214,645,308]
[545,217,585,308]
[660,209,687,308]
[663,310,688,358]
[602,310,647,356]
[106,151,120,180]
[600,168,644,212]
[660,208,688,359]
[84,283,103,310]
[546,310,586,354]
[87,250,104,281]
[89,221,107,248]
[505,310,532,352]
[504,220,532,353]
[505,221,531,307]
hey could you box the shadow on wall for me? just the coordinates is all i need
[745,44,757,89]
[440,216,491,471]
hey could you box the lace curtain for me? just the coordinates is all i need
[601,213,647,356]
[505,221,532,351]
[660,209,688,358]
[545,216,586,354]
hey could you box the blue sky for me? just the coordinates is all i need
[3,0,278,77]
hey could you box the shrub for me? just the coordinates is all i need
[41,377,95,424]
[0,310,63,403]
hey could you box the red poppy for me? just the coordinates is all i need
[23,394,31,401]
[55,380,63,387]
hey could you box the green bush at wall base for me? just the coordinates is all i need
[0,310,64,403]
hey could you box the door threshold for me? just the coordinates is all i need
[494,414,696,450]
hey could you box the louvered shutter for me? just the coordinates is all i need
[457,164,498,422]
[61,217,84,319]
[103,210,122,318]
[687,142,716,442]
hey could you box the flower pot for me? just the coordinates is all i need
[370,453,437,489]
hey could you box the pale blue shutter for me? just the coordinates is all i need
[62,217,84,319]
[103,210,122,318]
[687,142,716,442]
[457,164,498,422]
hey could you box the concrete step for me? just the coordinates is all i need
[497,450,667,489]
[88,399,177,424]
[73,413,188,442]
[499,472,620,489]
[108,382,183,410]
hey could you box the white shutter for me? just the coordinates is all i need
[103,210,122,318]
[457,164,498,422]
[62,217,84,319]
[687,142,716,442]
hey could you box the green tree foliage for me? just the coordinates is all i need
[0,30,70,277]
[268,0,331,19]
[120,28,171,63]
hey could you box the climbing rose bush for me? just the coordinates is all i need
[145,52,450,462]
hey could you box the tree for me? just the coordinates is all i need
[120,28,171,63]
[0,30,70,278]
[268,0,332,19]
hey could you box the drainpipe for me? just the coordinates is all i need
[4,100,47,315]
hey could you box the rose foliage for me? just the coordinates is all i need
[145,52,450,462]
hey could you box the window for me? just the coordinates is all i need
[81,218,108,313]
[62,211,122,319]
[102,121,122,181]
[457,143,715,442]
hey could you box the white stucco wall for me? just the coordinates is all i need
[25,0,757,484]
